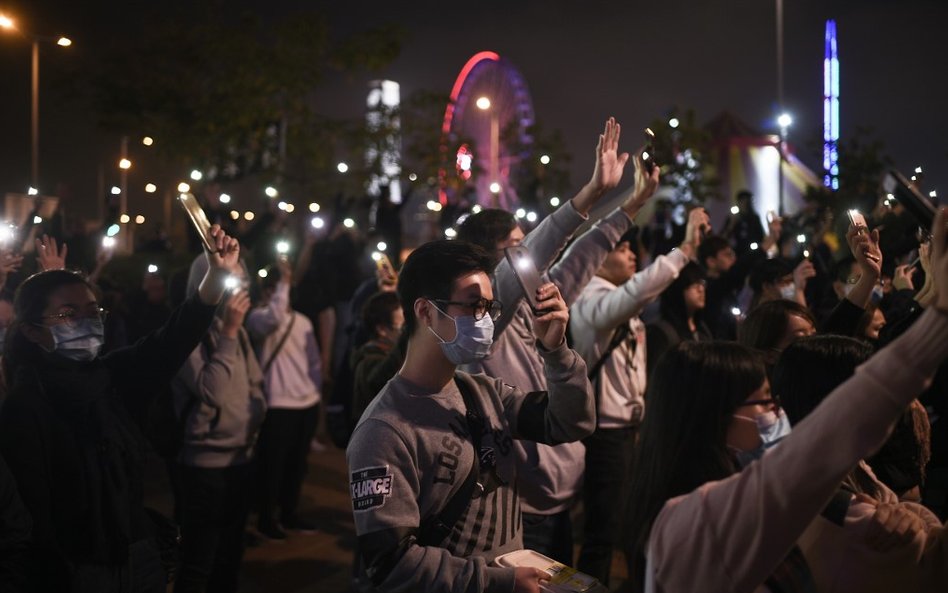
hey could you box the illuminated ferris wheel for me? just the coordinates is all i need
[440,51,535,210]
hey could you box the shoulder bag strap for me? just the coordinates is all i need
[417,375,483,547]
[588,323,631,380]
[262,314,296,374]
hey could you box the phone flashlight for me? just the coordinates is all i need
[730,206,740,215]
[224,276,240,291]
[371,251,383,262]
[803,249,811,259]
[0,223,14,244]
[102,236,116,249]
[643,128,657,174]
[147,264,159,274]
[276,240,290,255]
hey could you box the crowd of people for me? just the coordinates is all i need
[0,115,946,593]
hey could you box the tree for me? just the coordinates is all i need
[84,3,403,197]
[647,109,720,208]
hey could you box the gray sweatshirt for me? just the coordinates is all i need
[172,320,267,468]
[346,340,593,593]
[466,206,635,514]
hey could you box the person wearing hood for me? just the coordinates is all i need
[170,245,267,592]
[0,226,238,592]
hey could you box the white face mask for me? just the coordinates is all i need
[427,301,494,365]
[733,409,793,467]
[47,318,105,362]
[779,284,797,301]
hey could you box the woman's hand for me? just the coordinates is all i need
[35,234,67,271]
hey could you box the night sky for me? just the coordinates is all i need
[1,0,945,220]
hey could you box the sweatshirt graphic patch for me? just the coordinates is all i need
[351,466,394,511]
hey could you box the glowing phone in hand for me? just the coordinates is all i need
[642,128,657,174]
[504,246,544,313]
[178,193,217,252]
[847,209,868,232]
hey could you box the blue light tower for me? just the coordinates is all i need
[823,20,840,190]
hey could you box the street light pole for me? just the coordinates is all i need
[489,112,499,207]
[777,113,792,217]
[31,39,39,189]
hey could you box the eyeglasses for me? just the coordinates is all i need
[40,307,108,328]
[741,395,781,412]
[432,298,503,322]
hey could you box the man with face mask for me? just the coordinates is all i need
[346,239,593,593]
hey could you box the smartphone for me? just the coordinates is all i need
[847,209,868,231]
[504,246,544,313]
[642,128,657,174]
[178,193,217,252]
[374,252,397,279]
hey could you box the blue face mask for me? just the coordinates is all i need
[734,409,792,468]
[47,318,105,362]
[427,301,494,365]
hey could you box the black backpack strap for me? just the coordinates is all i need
[262,314,296,374]
[417,375,483,547]
[587,323,631,380]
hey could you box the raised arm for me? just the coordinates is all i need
[106,226,239,386]
[550,150,662,305]
[246,260,293,339]
[493,118,631,334]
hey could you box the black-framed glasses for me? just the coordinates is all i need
[432,298,503,322]
[40,307,108,328]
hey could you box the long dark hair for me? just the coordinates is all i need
[772,335,880,497]
[3,270,96,380]
[658,262,706,336]
[625,341,766,584]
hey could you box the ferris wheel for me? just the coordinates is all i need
[440,51,535,211]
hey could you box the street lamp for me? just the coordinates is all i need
[777,113,792,216]
[0,13,72,191]
[477,96,500,207]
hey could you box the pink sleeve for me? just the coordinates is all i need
[649,309,948,593]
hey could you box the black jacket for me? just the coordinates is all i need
[0,293,217,587]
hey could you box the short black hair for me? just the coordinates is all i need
[697,235,731,265]
[748,258,793,294]
[457,209,518,255]
[362,291,401,337]
[772,334,873,425]
[397,240,494,336]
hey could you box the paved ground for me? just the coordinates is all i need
[146,444,630,592]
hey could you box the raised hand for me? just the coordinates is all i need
[892,264,915,292]
[847,224,882,278]
[679,207,710,258]
[621,146,662,218]
[589,117,630,195]
[793,259,816,291]
[35,234,67,271]
[532,282,569,351]
[205,224,240,272]
[221,289,251,338]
